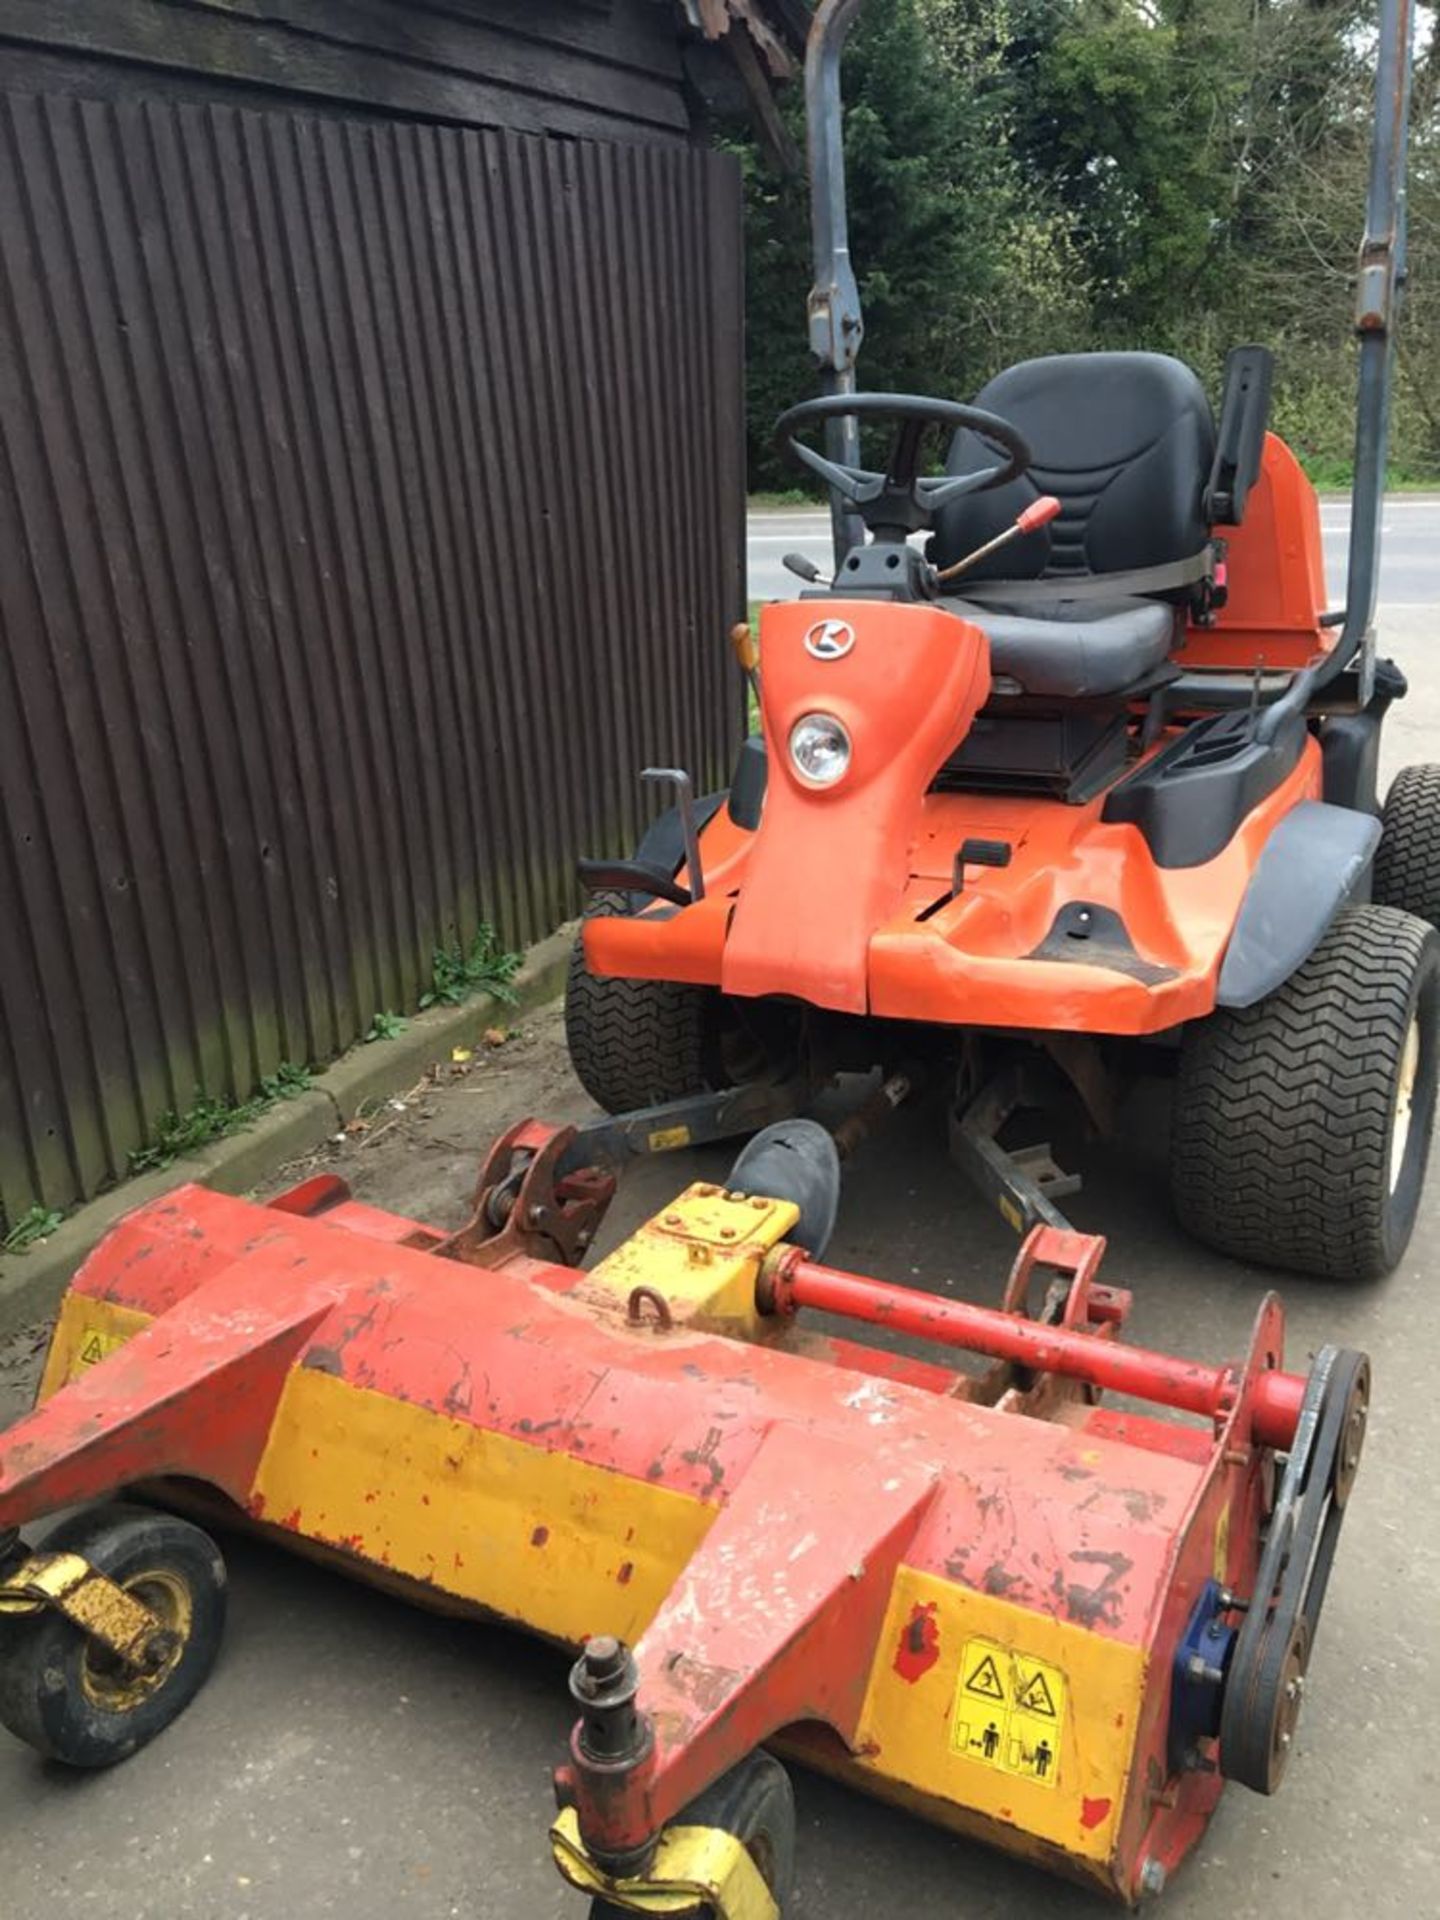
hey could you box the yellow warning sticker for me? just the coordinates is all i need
[74,1328,126,1372]
[647,1125,692,1153]
[950,1635,1068,1787]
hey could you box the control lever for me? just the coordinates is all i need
[934,495,1062,586]
[783,551,824,583]
[641,768,705,903]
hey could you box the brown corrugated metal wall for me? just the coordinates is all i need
[0,87,746,1226]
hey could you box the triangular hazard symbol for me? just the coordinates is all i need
[1016,1670,1057,1718]
[964,1653,1006,1702]
[79,1335,105,1366]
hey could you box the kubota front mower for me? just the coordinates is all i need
[569,0,1437,1290]
[0,3,1421,1916]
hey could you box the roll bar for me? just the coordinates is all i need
[1257,0,1414,737]
[805,0,866,567]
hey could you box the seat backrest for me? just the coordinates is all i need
[929,352,1217,584]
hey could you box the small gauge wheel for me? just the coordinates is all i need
[0,1503,227,1768]
[589,1751,796,1918]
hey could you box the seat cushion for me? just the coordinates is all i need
[929,352,1216,584]
[950,596,1175,699]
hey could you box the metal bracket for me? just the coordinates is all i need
[551,1806,779,1920]
[436,1121,616,1269]
[0,1550,172,1672]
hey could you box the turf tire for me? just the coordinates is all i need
[0,1503,227,1767]
[566,892,727,1113]
[1373,764,1440,928]
[1170,904,1439,1280]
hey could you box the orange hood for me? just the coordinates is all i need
[721,599,990,1013]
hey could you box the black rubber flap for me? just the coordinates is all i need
[728,1119,841,1260]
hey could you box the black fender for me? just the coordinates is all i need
[1215,800,1381,1009]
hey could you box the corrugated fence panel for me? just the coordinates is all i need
[0,87,746,1225]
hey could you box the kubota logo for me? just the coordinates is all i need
[804,618,856,660]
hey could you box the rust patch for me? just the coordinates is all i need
[530,1525,549,1548]
[443,1364,474,1418]
[681,1425,726,1492]
[893,1600,940,1684]
[617,1561,634,1586]
[1063,1549,1132,1629]
[982,1563,1021,1599]
[303,1345,344,1376]
[1056,1464,1093,1483]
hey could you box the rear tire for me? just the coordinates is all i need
[565,892,728,1113]
[1171,905,1439,1280]
[1373,764,1440,928]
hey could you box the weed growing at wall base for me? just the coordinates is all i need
[421,924,522,1009]
[2,1205,64,1254]
[128,1063,315,1175]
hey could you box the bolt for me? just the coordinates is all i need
[719,1227,737,1241]
[582,1635,625,1683]
[1279,1730,1292,1750]
[139,1631,176,1673]
[663,1212,682,1227]
[1139,1857,1167,1897]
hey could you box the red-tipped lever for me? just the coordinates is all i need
[934,492,1061,585]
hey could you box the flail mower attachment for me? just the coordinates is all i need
[0,1113,1366,1912]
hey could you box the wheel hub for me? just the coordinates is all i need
[80,1567,191,1712]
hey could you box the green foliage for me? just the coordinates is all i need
[364,1010,408,1042]
[728,0,1440,483]
[420,924,522,1010]
[128,1063,314,1175]
[3,1205,64,1254]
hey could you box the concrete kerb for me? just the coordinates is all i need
[0,924,576,1339]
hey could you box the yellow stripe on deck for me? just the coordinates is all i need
[251,1368,716,1646]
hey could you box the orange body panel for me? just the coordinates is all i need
[586,439,1330,1035]
[723,600,990,1013]
[1180,434,1330,672]
[590,735,1323,1037]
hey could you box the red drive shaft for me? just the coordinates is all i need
[770,1255,1306,1450]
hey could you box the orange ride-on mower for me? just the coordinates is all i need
[569,0,1436,1290]
[0,5,1411,1918]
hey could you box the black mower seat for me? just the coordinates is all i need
[930,352,1216,589]
[949,596,1175,700]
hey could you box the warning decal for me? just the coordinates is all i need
[951,1635,1069,1787]
[965,1652,1006,1702]
[75,1328,125,1372]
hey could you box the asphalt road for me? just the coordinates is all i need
[4,543,1440,1916]
[747,494,1440,607]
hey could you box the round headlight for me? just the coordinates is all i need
[789,711,852,787]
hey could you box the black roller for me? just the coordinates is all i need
[727,1120,841,1259]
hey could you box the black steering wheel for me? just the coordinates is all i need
[774,393,1032,536]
